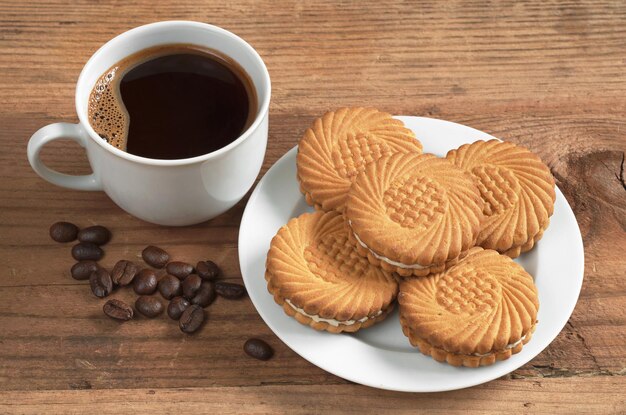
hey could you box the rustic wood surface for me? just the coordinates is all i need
[1,0,624,413]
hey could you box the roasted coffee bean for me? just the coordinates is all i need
[167,296,191,320]
[70,260,99,280]
[243,338,274,361]
[49,221,79,243]
[133,269,158,295]
[103,299,133,321]
[158,274,182,300]
[77,225,111,245]
[135,296,163,318]
[182,274,202,299]
[179,305,205,334]
[191,281,216,307]
[89,268,113,298]
[111,260,139,286]
[141,245,170,268]
[196,260,220,280]
[215,282,246,299]
[166,261,194,279]
[71,242,104,261]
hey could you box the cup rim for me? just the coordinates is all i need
[75,20,271,166]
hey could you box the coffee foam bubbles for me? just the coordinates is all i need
[88,66,129,150]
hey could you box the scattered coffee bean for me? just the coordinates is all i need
[182,274,202,299]
[72,242,104,261]
[166,261,194,279]
[135,296,164,318]
[215,282,246,299]
[49,221,79,243]
[243,338,274,361]
[179,305,205,334]
[167,296,191,320]
[77,225,111,245]
[142,245,170,268]
[111,260,139,286]
[70,260,99,280]
[158,274,182,300]
[191,281,216,307]
[89,268,113,298]
[133,269,158,295]
[196,260,220,280]
[103,299,133,321]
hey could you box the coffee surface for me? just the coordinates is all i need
[88,45,256,159]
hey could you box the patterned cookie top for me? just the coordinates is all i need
[297,107,422,212]
[399,248,539,355]
[345,152,484,266]
[446,140,556,254]
[266,210,398,321]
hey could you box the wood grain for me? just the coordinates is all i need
[0,0,624,411]
[1,378,625,414]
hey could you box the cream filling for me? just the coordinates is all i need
[285,299,383,327]
[471,334,528,357]
[348,221,429,270]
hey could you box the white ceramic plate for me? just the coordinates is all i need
[238,116,584,392]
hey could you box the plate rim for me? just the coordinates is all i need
[238,115,585,392]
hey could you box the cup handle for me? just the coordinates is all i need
[27,123,102,191]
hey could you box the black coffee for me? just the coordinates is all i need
[88,44,257,159]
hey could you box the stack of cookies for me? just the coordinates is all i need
[266,107,556,367]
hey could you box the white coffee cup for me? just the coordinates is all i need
[27,21,270,226]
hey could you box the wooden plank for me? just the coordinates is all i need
[1,2,626,111]
[0,378,625,414]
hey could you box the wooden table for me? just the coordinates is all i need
[1,1,624,413]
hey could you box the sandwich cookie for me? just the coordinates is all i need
[446,139,556,258]
[345,152,484,277]
[297,107,422,213]
[399,247,539,367]
[266,210,398,333]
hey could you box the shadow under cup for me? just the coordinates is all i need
[73,22,271,225]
